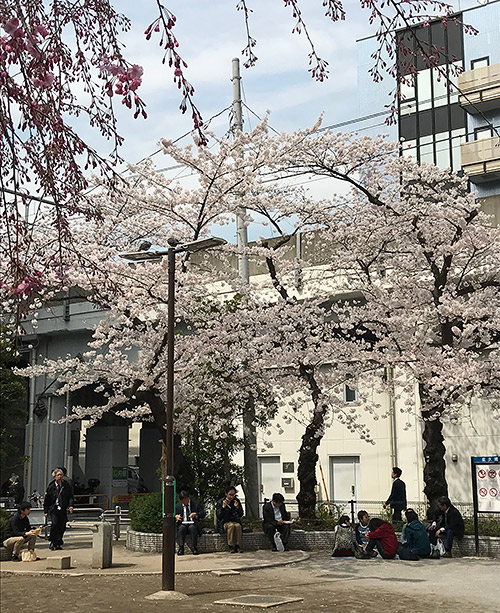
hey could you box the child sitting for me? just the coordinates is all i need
[353,510,370,555]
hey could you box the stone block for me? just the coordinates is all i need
[46,556,71,569]
[92,521,113,569]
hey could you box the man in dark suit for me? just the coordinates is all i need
[43,468,74,550]
[384,466,407,522]
[428,496,465,558]
[175,490,205,555]
[262,492,291,551]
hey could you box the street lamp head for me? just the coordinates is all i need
[179,236,227,254]
[119,236,227,262]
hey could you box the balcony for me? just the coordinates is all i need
[458,63,500,114]
[461,136,500,183]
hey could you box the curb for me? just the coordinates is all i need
[0,550,309,578]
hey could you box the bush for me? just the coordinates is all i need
[0,508,10,543]
[129,493,162,533]
[464,517,500,537]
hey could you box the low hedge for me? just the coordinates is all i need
[129,492,162,533]
[0,508,9,542]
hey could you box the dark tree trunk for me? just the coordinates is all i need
[296,365,326,519]
[420,385,448,514]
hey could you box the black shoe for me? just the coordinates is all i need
[192,548,199,555]
[284,546,290,552]
[11,555,21,562]
[230,546,237,554]
[49,544,55,551]
[272,546,278,552]
[178,547,184,556]
[55,545,63,550]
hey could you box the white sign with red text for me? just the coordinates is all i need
[476,461,500,512]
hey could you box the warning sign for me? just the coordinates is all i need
[473,457,500,513]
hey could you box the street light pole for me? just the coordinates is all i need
[163,238,177,591]
[120,235,226,595]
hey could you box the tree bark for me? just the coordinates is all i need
[243,399,259,519]
[420,385,448,513]
[296,365,326,519]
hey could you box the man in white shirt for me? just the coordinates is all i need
[175,490,205,555]
[262,493,291,551]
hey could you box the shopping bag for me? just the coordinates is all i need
[436,538,446,556]
[274,530,285,552]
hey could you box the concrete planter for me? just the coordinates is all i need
[126,529,500,558]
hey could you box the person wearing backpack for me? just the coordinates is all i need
[331,515,355,557]
[262,493,291,552]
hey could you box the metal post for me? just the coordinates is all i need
[349,499,355,525]
[162,241,177,591]
[115,505,121,541]
[471,457,479,556]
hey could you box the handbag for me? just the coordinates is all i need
[274,530,285,552]
[21,550,37,562]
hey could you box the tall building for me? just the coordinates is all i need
[357,1,500,223]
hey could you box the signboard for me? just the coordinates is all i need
[473,457,500,512]
[283,462,294,473]
[112,466,128,488]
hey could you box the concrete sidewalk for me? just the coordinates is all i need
[0,535,309,576]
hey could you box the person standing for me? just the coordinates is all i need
[3,502,39,561]
[175,490,205,555]
[262,493,291,552]
[7,475,25,505]
[44,468,74,550]
[216,485,244,553]
[384,467,407,522]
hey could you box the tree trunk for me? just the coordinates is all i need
[420,385,448,513]
[296,365,326,519]
[243,399,259,519]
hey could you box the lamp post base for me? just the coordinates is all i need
[145,590,189,601]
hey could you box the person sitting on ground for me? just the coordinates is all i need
[262,493,291,552]
[353,510,370,554]
[2,502,39,562]
[398,508,431,560]
[331,515,355,557]
[427,496,464,558]
[175,490,205,556]
[359,517,398,559]
[216,485,244,554]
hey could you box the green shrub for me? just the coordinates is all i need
[464,517,500,537]
[129,493,162,533]
[0,508,10,543]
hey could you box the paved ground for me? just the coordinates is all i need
[1,536,499,612]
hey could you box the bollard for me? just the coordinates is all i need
[114,505,121,540]
[91,521,113,569]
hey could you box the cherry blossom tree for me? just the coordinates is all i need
[11,120,499,517]
[2,0,476,320]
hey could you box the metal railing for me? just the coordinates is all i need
[100,506,130,540]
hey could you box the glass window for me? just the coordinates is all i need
[448,61,463,105]
[420,134,434,164]
[435,132,450,169]
[471,57,489,70]
[451,129,465,172]
[417,69,432,111]
[400,78,416,116]
[475,127,493,140]
[344,384,358,403]
[432,67,448,107]
[402,139,417,161]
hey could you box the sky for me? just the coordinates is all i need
[75,0,476,241]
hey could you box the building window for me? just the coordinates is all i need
[471,57,489,70]
[344,384,358,403]
[475,127,493,140]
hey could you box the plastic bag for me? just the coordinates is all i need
[21,550,37,562]
[436,538,446,556]
[274,530,285,552]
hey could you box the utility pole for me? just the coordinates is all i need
[232,57,259,519]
